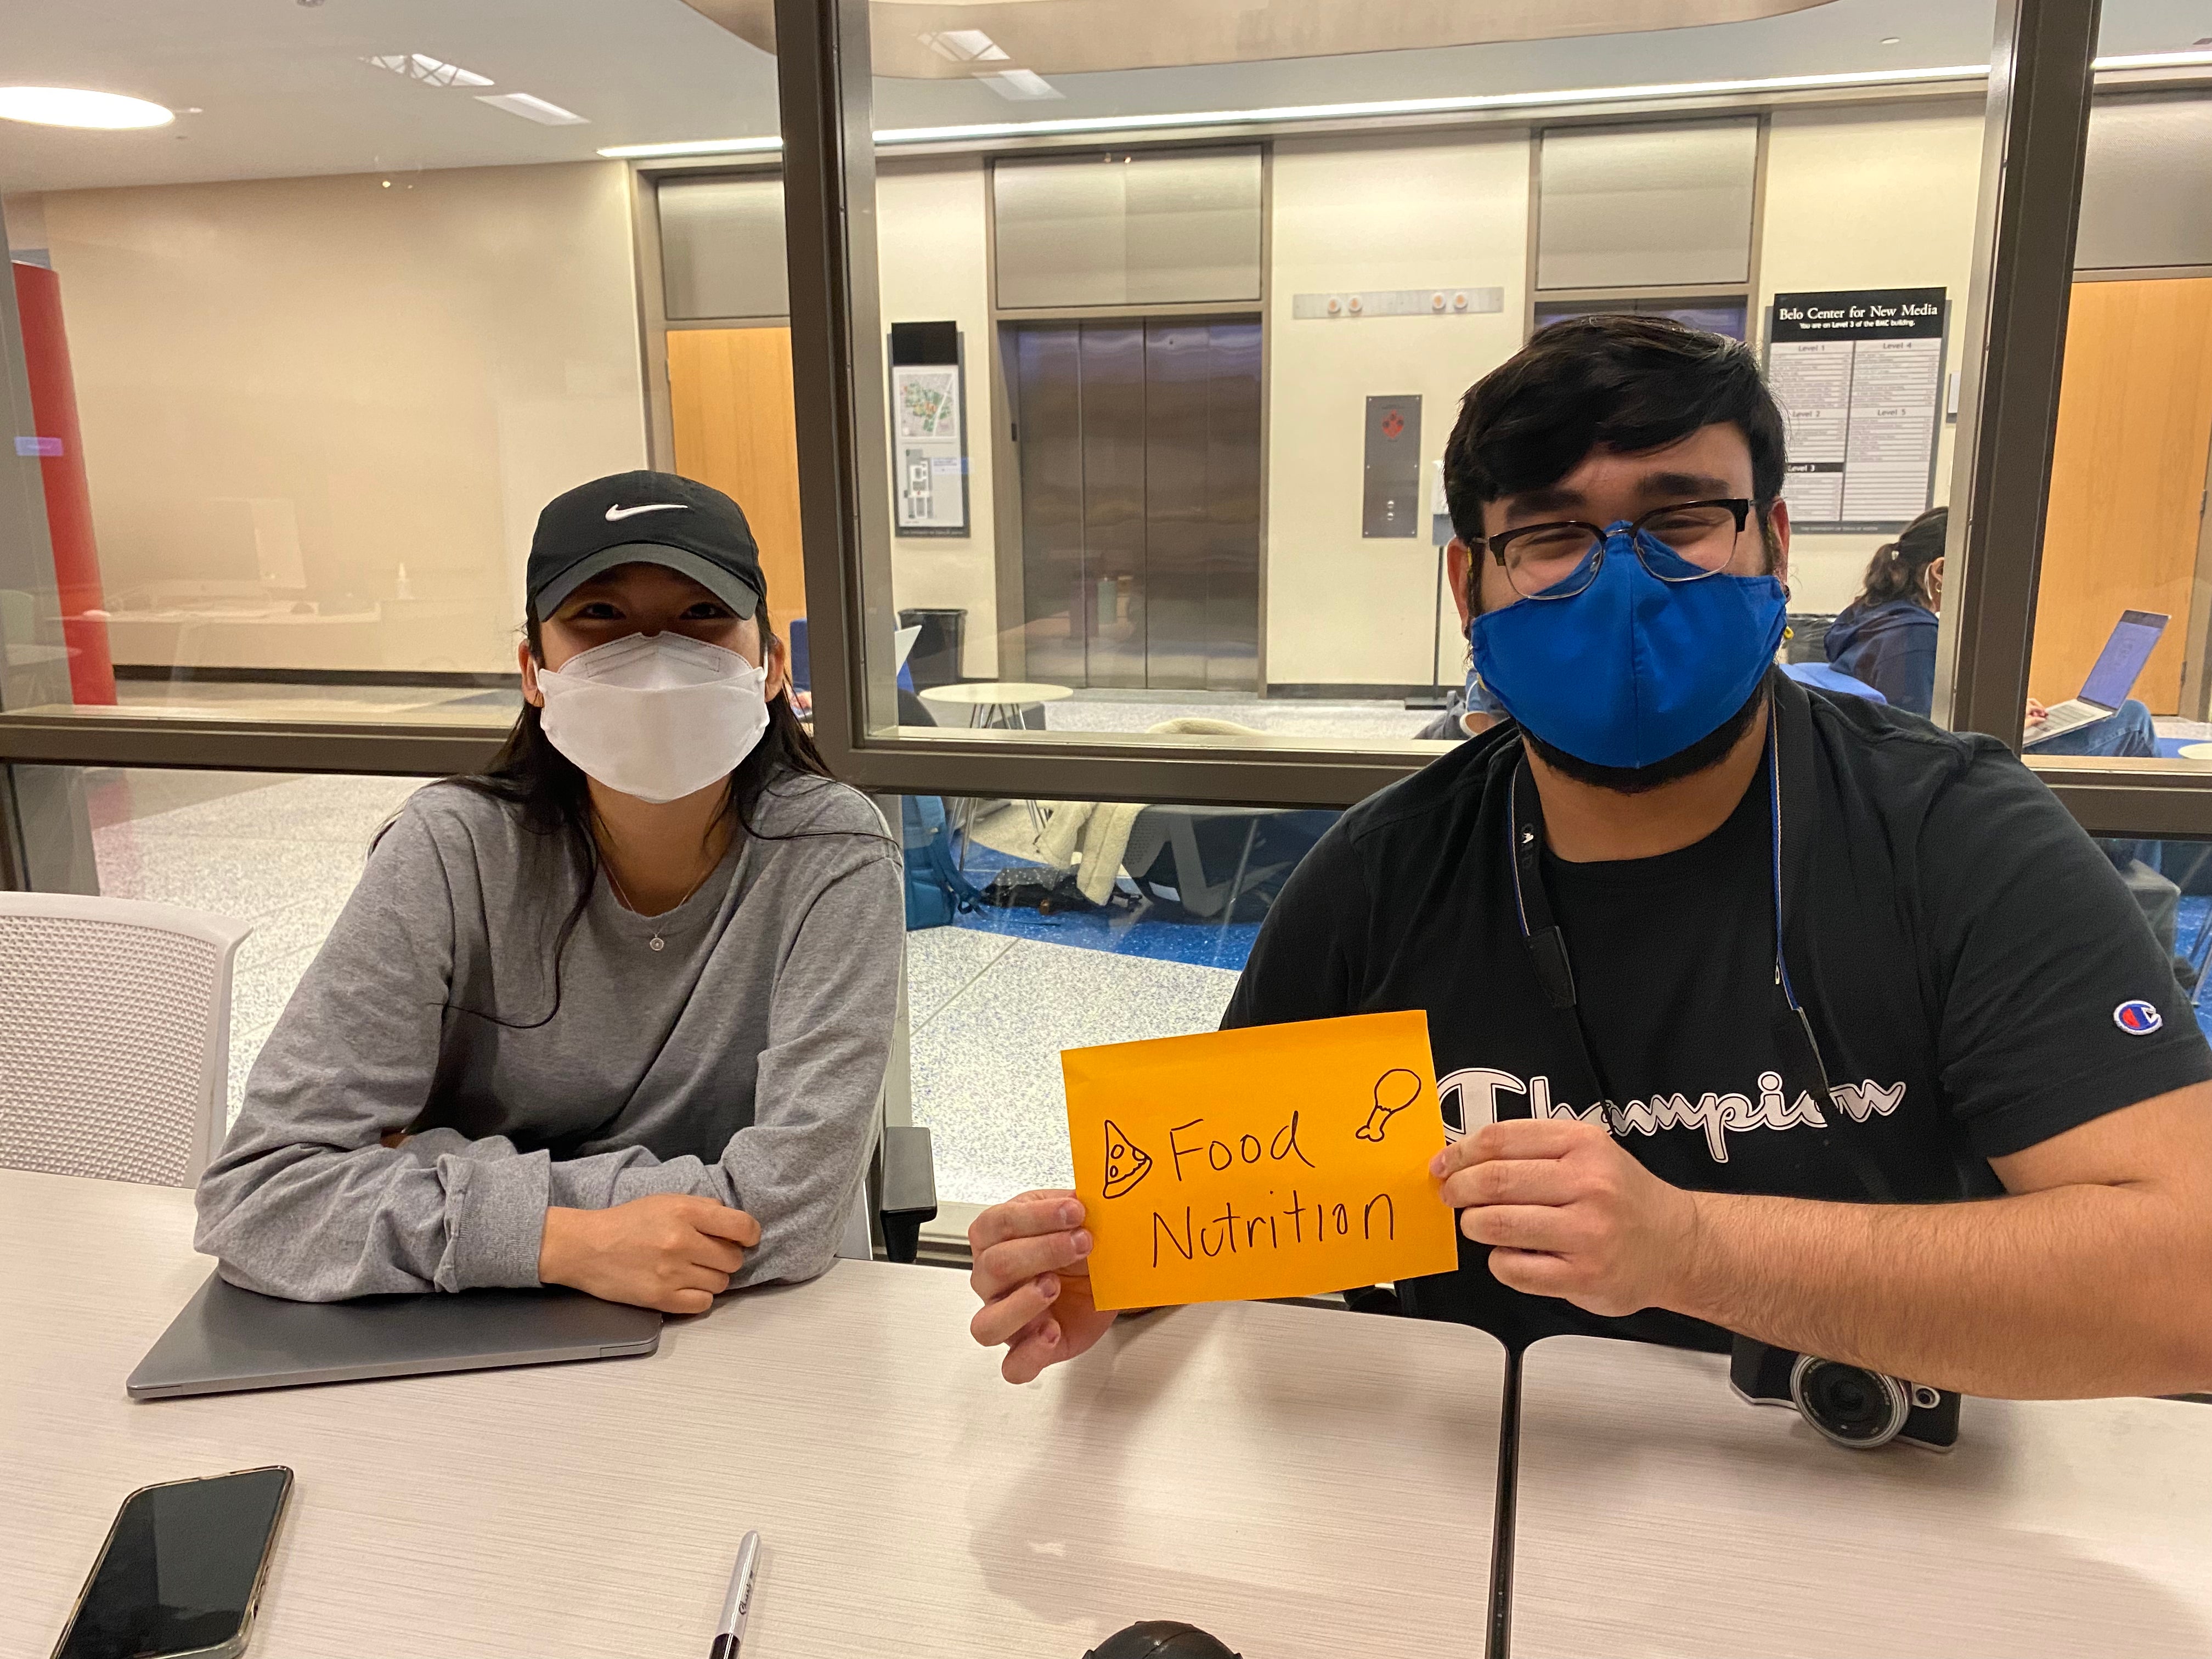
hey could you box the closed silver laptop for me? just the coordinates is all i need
[127,1272,662,1400]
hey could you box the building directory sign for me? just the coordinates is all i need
[1765,287,1946,534]
[889,320,968,537]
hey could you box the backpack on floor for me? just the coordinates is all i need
[901,794,981,929]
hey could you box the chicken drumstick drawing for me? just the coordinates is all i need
[1355,1067,1424,1142]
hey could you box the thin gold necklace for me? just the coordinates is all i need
[602,857,716,953]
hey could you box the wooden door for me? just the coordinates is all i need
[666,327,805,623]
[2033,278,2212,714]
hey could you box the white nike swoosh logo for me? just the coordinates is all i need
[604,503,690,521]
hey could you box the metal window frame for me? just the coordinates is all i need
[777,0,1431,806]
[1932,0,2212,834]
[1937,0,2101,750]
[2,0,2205,843]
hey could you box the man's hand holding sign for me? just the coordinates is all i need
[1434,1117,1703,1318]
[969,1013,1458,1381]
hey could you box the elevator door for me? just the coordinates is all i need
[1012,318,1261,691]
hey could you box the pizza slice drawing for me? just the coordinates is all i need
[1101,1119,1154,1199]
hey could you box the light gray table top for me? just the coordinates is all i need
[1512,1335,2212,1658]
[1,1168,1506,1658]
[917,681,1076,707]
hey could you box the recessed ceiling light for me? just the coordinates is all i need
[1880,36,1901,46]
[476,91,588,126]
[364,53,495,89]
[922,30,1008,64]
[979,69,1063,101]
[0,86,173,129]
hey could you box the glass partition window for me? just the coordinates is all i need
[901,787,1338,1205]
[833,0,2003,755]
[33,765,435,1117]
[0,0,777,732]
[2025,10,2212,774]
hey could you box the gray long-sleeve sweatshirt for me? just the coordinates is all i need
[194,767,904,1301]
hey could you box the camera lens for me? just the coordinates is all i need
[1790,1355,1908,1449]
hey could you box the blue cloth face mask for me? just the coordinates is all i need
[1468,522,1786,770]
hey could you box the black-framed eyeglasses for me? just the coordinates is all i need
[1485,498,1754,601]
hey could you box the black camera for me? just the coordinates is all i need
[1730,1335,1960,1451]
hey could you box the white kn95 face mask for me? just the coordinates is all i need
[535,632,770,803]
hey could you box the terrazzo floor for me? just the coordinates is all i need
[83,768,1240,1206]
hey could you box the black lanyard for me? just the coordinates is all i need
[1505,700,1896,1203]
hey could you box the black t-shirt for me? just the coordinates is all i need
[1222,673,2212,1351]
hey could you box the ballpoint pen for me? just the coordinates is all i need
[710,1530,760,1659]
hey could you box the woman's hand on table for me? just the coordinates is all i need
[539,1194,761,1314]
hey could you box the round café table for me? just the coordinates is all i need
[916,680,1075,732]
[915,681,1075,866]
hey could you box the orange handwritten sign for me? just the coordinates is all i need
[1062,1011,1460,1311]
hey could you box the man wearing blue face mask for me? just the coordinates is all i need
[966,316,2212,1400]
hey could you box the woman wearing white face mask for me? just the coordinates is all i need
[196,471,904,1313]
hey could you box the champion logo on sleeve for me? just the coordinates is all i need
[2113,1000,2164,1036]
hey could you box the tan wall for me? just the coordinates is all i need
[1266,131,1532,689]
[1756,97,1986,614]
[877,156,1001,678]
[1262,101,1987,685]
[29,106,1986,684]
[40,161,647,674]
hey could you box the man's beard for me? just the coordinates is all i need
[1523,680,1768,796]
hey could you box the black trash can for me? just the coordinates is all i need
[898,607,967,690]
[1786,612,1836,665]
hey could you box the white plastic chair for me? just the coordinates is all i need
[0,891,253,1187]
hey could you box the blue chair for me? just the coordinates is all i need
[786,617,913,695]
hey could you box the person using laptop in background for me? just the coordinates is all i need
[196,472,902,1313]
[966,317,2212,1399]
[1827,505,2163,763]
[2019,607,2167,759]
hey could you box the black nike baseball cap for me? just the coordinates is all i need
[527,470,764,620]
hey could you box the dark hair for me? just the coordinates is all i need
[1443,314,1787,550]
[429,601,839,1030]
[1525,681,1768,795]
[1856,505,1946,608]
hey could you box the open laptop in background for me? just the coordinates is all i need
[2022,609,2169,748]
[128,1272,661,1399]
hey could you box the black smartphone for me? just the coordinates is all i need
[50,1466,294,1659]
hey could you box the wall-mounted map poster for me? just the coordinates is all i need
[890,320,968,537]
